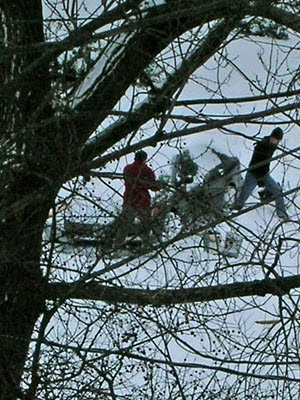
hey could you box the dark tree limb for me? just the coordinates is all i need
[88,100,300,170]
[69,0,248,146]
[81,16,244,163]
[47,273,300,306]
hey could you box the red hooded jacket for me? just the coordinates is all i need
[123,161,159,209]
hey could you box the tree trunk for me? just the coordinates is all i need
[0,208,47,399]
[0,2,55,398]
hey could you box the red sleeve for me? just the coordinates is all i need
[144,166,160,191]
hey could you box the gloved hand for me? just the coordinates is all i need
[157,175,170,190]
[158,174,170,184]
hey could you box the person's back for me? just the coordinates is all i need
[123,152,159,209]
[114,150,160,248]
[249,135,278,180]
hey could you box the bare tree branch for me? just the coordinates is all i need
[174,89,300,106]
[88,100,300,170]
[47,273,300,305]
[69,0,248,145]
[81,16,243,163]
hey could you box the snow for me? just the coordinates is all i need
[0,8,8,44]
[71,0,167,108]
[71,31,134,108]
[141,0,166,8]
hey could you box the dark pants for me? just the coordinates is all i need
[115,206,152,245]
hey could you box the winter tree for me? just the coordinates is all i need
[1,0,300,399]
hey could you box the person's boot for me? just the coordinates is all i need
[231,203,242,211]
[278,213,290,222]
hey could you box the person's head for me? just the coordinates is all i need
[134,150,148,163]
[270,127,283,145]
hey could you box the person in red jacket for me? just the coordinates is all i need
[115,150,161,246]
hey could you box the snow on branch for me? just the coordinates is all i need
[252,4,300,34]
[81,17,243,162]
[71,31,134,108]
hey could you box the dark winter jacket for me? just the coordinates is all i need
[249,136,278,180]
[123,161,160,209]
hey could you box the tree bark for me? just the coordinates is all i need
[0,2,54,398]
[48,274,297,306]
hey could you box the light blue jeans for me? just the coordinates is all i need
[235,172,286,217]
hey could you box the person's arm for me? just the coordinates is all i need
[144,166,162,191]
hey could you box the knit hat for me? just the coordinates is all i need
[135,150,148,162]
[271,127,283,140]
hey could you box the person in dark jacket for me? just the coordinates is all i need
[233,127,288,219]
[114,150,161,246]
